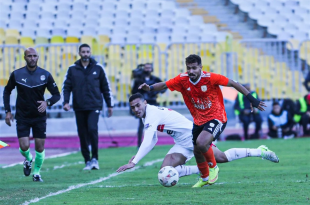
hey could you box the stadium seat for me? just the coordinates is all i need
[97,27,111,35]
[143,27,156,34]
[112,27,127,35]
[38,20,54,29]
[35,37,48,44]
[52,28,66,37]
[140,34,155,43]
[56,11,71,20]
[157,26,171,34]
[5,36,18,44]
[170,34,185,43]
[21,29,35,38]
[20,36,35,47]
[66,36,80,43]
[161,1,176,10]
[67,28,82,38]
[25,12,40,21]
[10,12,25,21]
[131,1,145,10]
[36,29,51,38]
[126,35,140,44]
[83,27,97,36]
[102,1,116,10]
[111,35,126,44]
[51,36,65,44]
[130,11,144,19]
[7,20,23,30]
[5,29,20,38]
[115,1,131,10]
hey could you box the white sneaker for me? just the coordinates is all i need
[83,161,92,170]
[91,158,99,170]
[258,145,279,163]
[283,134,295,139]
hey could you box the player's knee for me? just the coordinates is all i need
[20,145,29,151]
[215,153,228,163]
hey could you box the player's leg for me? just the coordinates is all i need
[161,145,200,177]
[240,115,250,140]
[17,119,33,176]
[32,120,47,182]
[87,110,100,170]
[253,114,262,138]
[75,111,91,169]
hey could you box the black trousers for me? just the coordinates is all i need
[268,127,294,138]
[301,113,310,135]
[75,110,100,163]
[239,113,262,140]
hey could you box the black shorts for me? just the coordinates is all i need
[192,119,227,145]
[16,119,46,139]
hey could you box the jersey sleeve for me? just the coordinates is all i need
[209,73,229,86]
[165,74,183,92]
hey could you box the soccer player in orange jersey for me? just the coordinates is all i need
[139,54,266,187]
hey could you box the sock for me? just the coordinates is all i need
[19,147,33,162]
[174,165,200,177]
[224,148,261,162]
[202,146,217,168]
[197,161,209,178]
[33,150,45,175]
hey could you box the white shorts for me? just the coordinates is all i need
[166,144,194,163]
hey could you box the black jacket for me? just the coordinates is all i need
[3,66,60,120]
[131,75,166,104]
[63,58,113,111]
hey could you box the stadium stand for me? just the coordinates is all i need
[0,0,308,114]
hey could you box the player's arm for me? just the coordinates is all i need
[138,81,167,92]
[46,74,61,106]
[3,72,16,126]
[226,79,266,111]
[62,68,73,111]
[116,129,158,172]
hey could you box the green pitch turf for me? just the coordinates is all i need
[1,138,309,205]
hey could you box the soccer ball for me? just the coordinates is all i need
[158,166,179,187]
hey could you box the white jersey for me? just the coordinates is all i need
[132,104,193,164]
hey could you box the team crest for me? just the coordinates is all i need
[40,75,46,81]
[201,85,207,92]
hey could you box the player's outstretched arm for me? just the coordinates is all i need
[138,82,167,92]
[226,79,267,112]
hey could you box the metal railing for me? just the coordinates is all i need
[0,39,307,110]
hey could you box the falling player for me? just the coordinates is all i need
[138,54,266,187]
[116,94,277,179]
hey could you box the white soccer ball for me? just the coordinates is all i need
[158,166,179,187]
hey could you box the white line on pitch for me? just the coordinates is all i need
[22,158,163,205]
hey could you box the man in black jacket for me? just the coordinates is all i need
[131,63,167,147]
[3,48,60,182]
[234,83,262,140]
[63,44,114,170]
[267,102,295,139]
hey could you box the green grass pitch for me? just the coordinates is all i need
[1,138,309,205]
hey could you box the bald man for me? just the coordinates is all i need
[3,48,60,182]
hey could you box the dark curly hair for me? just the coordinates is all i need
[185,54,201,65]
[129,93,145,102]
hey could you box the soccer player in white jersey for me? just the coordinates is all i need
[116,93,279,177]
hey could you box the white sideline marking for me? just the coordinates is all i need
[22,158,163,205]
[53,161,84,170]
[1,151,78,168]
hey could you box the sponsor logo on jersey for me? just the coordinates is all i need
[53,82,57,87]
[40,75,45,81]
[191,97,212,109]
[93,71,97,75]
[187,87,191,91]
[22,78,27,83]
[201,85,207,92]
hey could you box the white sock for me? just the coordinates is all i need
[224,148,261,162]
[174,165,200,177]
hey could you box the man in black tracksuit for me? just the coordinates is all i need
[131,63,167,147]
[3,48,60,182]
[62,44,114,170]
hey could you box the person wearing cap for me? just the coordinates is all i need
[234,83,262,140]
[267,102,295,139]
[294,94,310,136]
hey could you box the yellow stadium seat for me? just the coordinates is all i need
[5,29,20,38]
[51,36,65,44]
[5,36,18,44]
[20,37,34,47]
[81,35,99,55]
[98,35,110,45]
[66,36,80,43]
[0,28,5,43]
[35,37,49,44]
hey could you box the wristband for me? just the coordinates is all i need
[246,93,260,107]
[150,85,154,91]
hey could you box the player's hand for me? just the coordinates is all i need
[128,155,136,163]
[138,83,150,91]
[306,111,310,117]
[5,112,14,127]
[108,107,113,117]
[250,101,266,112]
[63,103,70,111]
[37,101,47,113]
[243,109,251,115]
[116,162,135,173]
